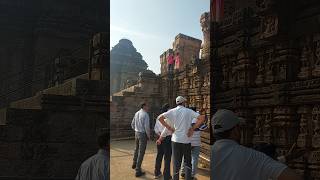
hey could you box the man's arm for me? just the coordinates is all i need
[278,168,303,180]
[188,115,205,137]
[144,114,150,139]
[159,115,174,132]
[131,115,135,130]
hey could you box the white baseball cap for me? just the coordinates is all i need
[176,96,186,104]
[212,109,242,133]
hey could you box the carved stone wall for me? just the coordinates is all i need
[110,70,162,138]
[211,0,320,178]
[159,12,211,166]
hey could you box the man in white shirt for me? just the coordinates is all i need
[131,102,150,177]
[210,109,303,180]
[158,96,205,180]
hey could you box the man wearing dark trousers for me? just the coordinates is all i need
[158,96,205,180]
[154,103,172,179]
[131,102,150,177]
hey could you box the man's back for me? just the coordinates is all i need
[132,109,150,135]
[163,106,199,144]
[76,149,109,180]
[211,139,287,180]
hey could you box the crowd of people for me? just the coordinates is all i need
[131,96,304,180]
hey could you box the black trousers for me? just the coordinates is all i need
[172,142,191,180]
[155,135,172,180]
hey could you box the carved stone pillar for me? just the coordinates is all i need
[233,50,256,87]
[298,43,312,80]
[263,108,273,143]
[272,106,298,147]
[255,56,265,86]
[309,105,320,179]
[312,35,320,77]
[253,108,265,144]
[297,105,312,148]
[312,105,320,148]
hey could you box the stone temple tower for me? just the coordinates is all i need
[110,39,148,95]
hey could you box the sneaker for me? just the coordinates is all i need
[135,171,146,177]
[154,172,162,179]
[132,164,136,169]
[192,177,197,180]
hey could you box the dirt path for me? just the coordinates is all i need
[111,139,210,180]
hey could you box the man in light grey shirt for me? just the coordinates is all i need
[75,131,109,180]
[131,102,150,177]
[210,109,302,180]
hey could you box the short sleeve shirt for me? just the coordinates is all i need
[162,106,199,144]
[211,139,287,180]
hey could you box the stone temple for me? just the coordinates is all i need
[110,39,148,94]
[111,0,320,178]
[210,0,320,179]
[110,11,211,165]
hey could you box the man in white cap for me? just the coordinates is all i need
[158,96,205,180]
[210,109,302,180]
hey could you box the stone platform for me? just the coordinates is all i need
[110,139,210,180]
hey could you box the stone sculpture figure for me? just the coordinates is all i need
[312,105,320,148]
[312,38,320,77]
[298,45,312,79]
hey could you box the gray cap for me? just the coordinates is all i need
[212,109,242,133]
[176,96,186,104]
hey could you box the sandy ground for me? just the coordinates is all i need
[110,139,210,180]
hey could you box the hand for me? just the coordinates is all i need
[156,139,162,145]
[187,128,194,137]
[168,127,175,133]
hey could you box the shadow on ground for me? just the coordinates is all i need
[111,139,210,180]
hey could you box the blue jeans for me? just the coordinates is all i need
[181,146,201,177]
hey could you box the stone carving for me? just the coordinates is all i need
[212,1,320,177]
[297,106,311,148]
[312,36,320,77]
[265,55,274,84]
[255,56,265,85]
[263,109,273,143]
[200,12,210,59]
[260,15,278,39]
[312,105,320,148]
[256,0,274,11]
[298,44,312,79]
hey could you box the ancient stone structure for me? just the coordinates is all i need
[110,70,162,138]
[0,33,107,179]
[0,0,107,108]
[211,0,320,178]
[110,39,148,95]
[110,12,212,166]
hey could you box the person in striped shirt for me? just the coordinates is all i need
[181,107,208,180]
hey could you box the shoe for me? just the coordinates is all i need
[135,171,146,177]
[132,164,136,169]
[192,177,197,180]
[154,172,162,179]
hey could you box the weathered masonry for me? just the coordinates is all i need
[211,0,320,179]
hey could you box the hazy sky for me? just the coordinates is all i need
[110,0,210,74]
